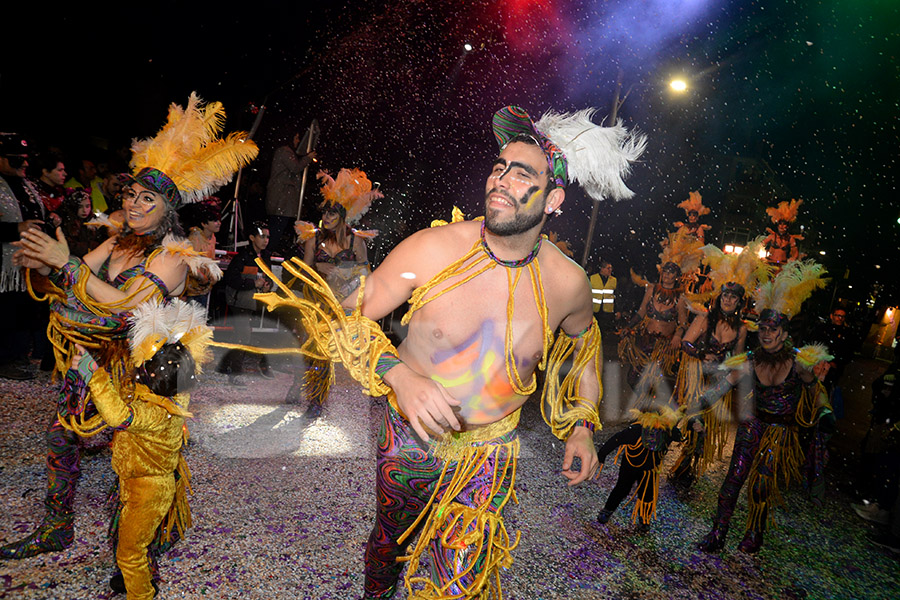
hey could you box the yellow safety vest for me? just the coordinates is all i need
[590,274,616,313]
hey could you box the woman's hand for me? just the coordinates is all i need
[11,248,50,272]
[15,227,70,269]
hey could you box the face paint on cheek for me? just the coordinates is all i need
[144,203,159,215]
[521,186,543,208]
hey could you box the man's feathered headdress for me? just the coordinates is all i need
[766,199,803,224]
[316,168,383,224]
[492,106,646,201]
[129,92,259,207]
[677,191,710,216]
[753,259,828,324]
[128,298,213,368]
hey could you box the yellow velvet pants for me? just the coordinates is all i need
[118,474,175,599]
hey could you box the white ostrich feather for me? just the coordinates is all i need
[161,234,223,282]
[535,108,647,201]
[128,298,209,357]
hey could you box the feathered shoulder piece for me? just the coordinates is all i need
[629,405,685,430]
[766,198,803,224]
[130,92,259,206]
[85,212,123,237]
[317,168,383,223]
[431,206,467,228]
[352,228,379,240]
[128,298,213,368]
[659,231,704,274]
[161,234,223,282]
[534,109,647,201]
[795,344,834,368]
[294,221,318,242]
[720,352,750,371]
[677,191,710,216]
[630,268,650,288]
[700,237,773,295]
[753,259,828,319]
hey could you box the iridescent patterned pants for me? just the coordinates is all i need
[711,418,774,532]
[363,406,516,600]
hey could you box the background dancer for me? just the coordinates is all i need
[670,237,770,486]
[697,259,834,554]
[671,190,711,244]
[285,168,380,417]
[619,231,701,405]
[762,199,804,267]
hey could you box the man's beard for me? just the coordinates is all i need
[484,188,546,236]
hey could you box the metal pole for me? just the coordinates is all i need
[296,120,318,221]
[581,69,624,268]
[229,105,266,251]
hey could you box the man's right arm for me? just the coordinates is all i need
[339,227,462,441]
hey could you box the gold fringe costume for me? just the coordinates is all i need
[214,231,603,599]
[88,368,193,600]
[595,407,684,526]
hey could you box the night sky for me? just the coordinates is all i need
[3,0,898,310]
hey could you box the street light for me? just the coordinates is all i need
[669,78,688,92]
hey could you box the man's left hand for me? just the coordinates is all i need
[561,426,599,486]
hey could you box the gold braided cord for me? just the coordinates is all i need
[617,321,650,369]
[674,354,704,408]
[208,257,398,401]
[398,437,521,600]
[401,239,553,397]
[672,354,734,473]
[401,241,492,326]
[525,260,552,371]
[613,441,663,524]
[540,319,603,440]
[26,260,164,436]
[701,390,734,468]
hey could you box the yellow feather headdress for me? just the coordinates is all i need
[128,298,213,369]
[766,199,803,224]
[658,231,704,275]
[753,259,828,320]
[677,190,710,216]
[694,236,773,300]
[129,92,259,206]
[317,168,383,224]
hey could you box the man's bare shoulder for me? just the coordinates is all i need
[390,219,480,262]
[541,241,589,293]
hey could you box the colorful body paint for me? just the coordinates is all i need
[430,321,520,421]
